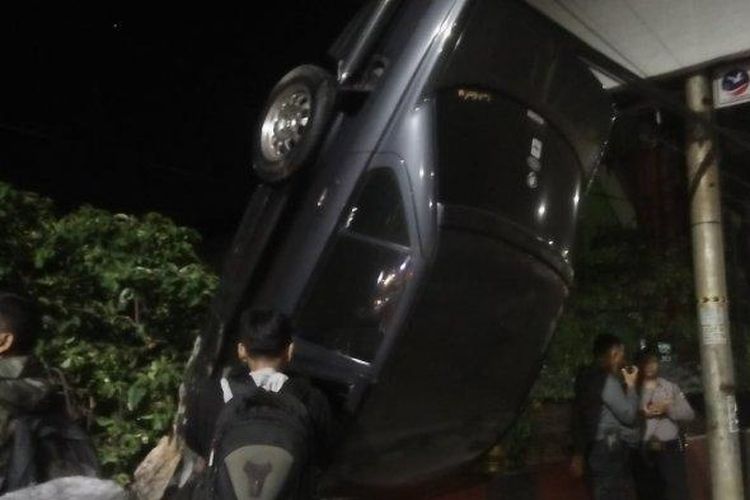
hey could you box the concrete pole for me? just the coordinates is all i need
[685,73,744,500]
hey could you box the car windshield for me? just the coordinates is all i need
[431,0,612,181]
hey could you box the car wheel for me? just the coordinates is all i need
[253,65,337,183]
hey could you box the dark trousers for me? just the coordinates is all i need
[587,438,632,500]
[632,440,690,500]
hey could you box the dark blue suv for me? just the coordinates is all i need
[184,0,613,490]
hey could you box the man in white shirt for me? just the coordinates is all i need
[633,349,694,500]
[220,311,295,401]
[183,310,332,500]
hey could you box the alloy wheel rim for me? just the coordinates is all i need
[260,84,312,164]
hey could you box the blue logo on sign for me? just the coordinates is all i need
[722,68,750,96]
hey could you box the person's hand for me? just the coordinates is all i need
[622,366,639,388]
[193,456,207,474]
[645,399,672,417]
[569,454,584,478]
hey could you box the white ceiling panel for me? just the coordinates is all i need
[526,0,750,79]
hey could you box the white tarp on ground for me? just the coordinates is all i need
[526,0,750,79]
[0,477,128,500]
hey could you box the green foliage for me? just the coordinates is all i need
[0,183,55,288]
[0,182,218,482]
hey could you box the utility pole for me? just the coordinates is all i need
[685,73,744,500]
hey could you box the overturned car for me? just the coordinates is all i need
[182,0,613,491]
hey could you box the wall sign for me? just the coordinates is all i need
[714,62,750,108]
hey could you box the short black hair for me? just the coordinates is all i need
[635,347,660,366]
[592,333,623,359]
[0,292,40,354]
[238,309,293,357]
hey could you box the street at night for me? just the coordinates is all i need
[2,1,750,499]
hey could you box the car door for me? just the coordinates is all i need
[291,164,419,407]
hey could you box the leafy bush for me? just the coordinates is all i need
[0,182,218,483]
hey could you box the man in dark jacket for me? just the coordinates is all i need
[183,309,332,499]
[570,334,639,500]
[0,293,53,490]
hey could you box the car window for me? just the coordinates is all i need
[343,168,409,246]
[296,168,412,362]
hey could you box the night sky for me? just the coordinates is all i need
[5,2,750,242]
[0,2,364,238]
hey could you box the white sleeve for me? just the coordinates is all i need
[667,381,694,422]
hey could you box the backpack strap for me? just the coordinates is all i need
[47,368,79,420]
[210,376,260,455]
[224,373,310,422]
[222,375,258,403]
[230,385,311,427]
[279,377,312,404]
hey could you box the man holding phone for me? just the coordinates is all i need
[570,334,639,500]
[631,349,694,500]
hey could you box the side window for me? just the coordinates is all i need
[296,168,412,363]
[342,168,409,245]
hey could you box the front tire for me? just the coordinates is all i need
[253,65,337,183]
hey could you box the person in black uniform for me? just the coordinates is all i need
[570,334,639,500]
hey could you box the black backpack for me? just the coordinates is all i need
[193,377,314,500]
[2,367,100,493]
[4,412,100,492]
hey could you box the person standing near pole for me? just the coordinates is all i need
[570,334,639,500]
[631,349,694,500]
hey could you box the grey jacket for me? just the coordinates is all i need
[572,367,639,452]
[596,373,639,441]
